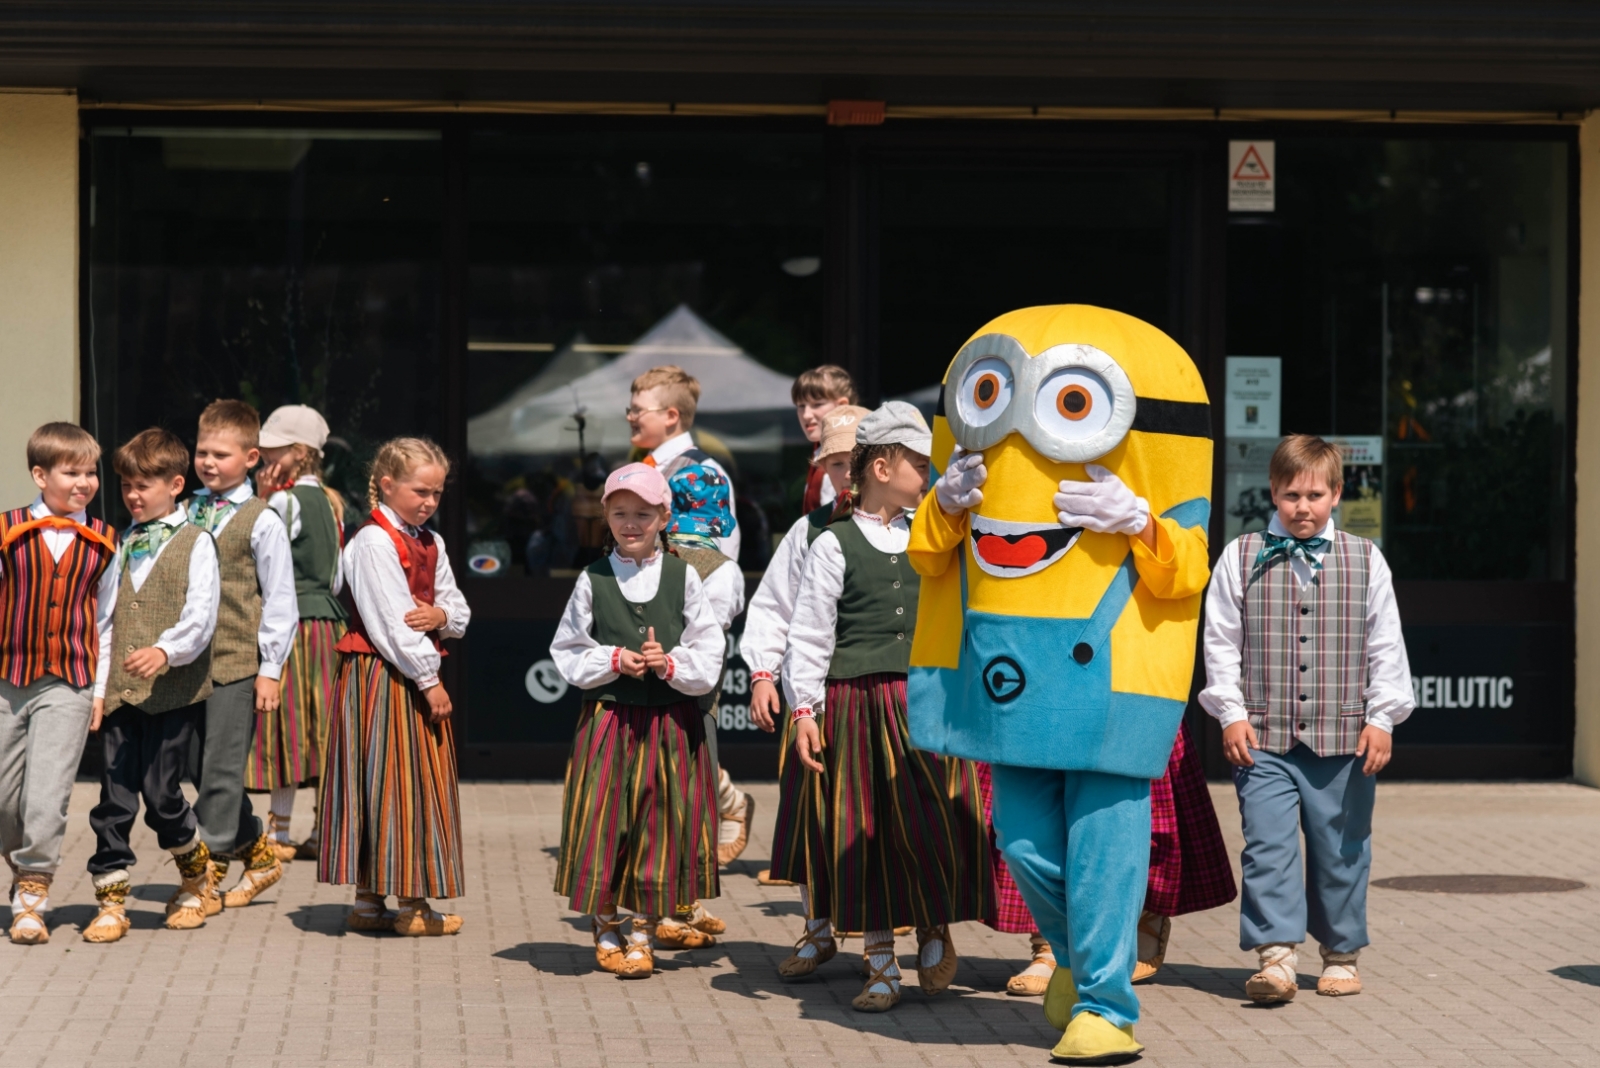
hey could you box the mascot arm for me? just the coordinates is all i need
[1129,513,1211,600]
[908,494,967,578]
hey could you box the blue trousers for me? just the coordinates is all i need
[990,764,1149,1028]
[1234,744,1375,954]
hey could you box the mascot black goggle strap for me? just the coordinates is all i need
[938,333,1212,458]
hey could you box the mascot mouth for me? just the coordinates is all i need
[969,514,1082,578]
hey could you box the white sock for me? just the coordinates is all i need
[1018,932,1055,978]
[269,787,296,833]
[595,913,624,952]
[1256,942,1299,984]
[11,875,49,929]
[864,930,901,995]
[794,916,833,959]
[1320,945,1359,980]
[919,929,944,969]
[716,769,742,817]
[93,870,130,891]
[168,837,200,857]
[627,917,654,957]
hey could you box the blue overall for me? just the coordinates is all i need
[908,500,1208,1028]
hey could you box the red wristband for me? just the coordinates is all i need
[751,670,775,684]
[792,706,815,720]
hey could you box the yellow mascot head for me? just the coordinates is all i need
[907,305,1212,778]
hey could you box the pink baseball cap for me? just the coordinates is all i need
[602,462,672,507]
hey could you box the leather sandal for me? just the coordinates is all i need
[1133,910,1171,983]
[165,861,216,930]
[393,898,462,936]
[223,850,284,908]
[8,875,50,945]
[593,915,627,973]
[616,937,655,979]
[756,869,797,887]
[651,915,715,949]
[83,900,131,944]
[1005,937,1056,997]
[346,891,397,931]
[851,934,902,1012]
[717,792,755,866]
[265,813,299,863]
[778,923,838,979]
[915,924,959,995]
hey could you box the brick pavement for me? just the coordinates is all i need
[2,780,1598,1067]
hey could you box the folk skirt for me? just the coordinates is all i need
[768,673,992,932]
[975,762,1038,934]
[316,653,465,899]
[1146,718,1237,917]
[554,698,719,916]
[246,618,345,791]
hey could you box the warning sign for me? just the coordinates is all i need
[1228,140,1275,212]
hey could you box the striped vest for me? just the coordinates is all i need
[104,524,215,715]
[0,509,117,688]
[1239,530,1371,756]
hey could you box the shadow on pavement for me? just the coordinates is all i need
[52,901,169,932]
[286,902,364,936]
[1143,962,1314,1002]
[1552,965,1600,987]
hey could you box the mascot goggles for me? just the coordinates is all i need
[941,334,1140,464]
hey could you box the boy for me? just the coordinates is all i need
[84,429,222,942]
[627,366,740,563]
[0,423,119,943]
[1200,434,1414,1002]
[185,400,298,910]
[792,366,858,513]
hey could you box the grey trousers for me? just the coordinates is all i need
[1234,743,1376,954]
[187,677,261,856]
[0,676,93,874]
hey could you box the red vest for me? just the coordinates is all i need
[801,463,826,514]
[0,509,117,688]
[335,510,444,657]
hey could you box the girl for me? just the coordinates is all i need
[550,463,725,979]
[771,401,992,1013]
[251,404,347,861]
[317,437,471,936]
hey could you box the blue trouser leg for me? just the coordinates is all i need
[1235,744,1374,954]
[991,763,1150,1028]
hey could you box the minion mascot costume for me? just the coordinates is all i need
[908,306,1211,1063]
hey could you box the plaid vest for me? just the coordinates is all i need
[1239,530,1370,756]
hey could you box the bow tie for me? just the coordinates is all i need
[187,494,236,532]
[1255,531,1329,572]
[122,520,179,565]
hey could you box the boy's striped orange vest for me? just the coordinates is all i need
[0,508,117,688]
[1239,529,1371,757]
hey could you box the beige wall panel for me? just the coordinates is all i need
[0,91,78,508]
[1576,114,1600,787]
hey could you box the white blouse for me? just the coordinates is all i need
[699,556,747,632]
[738,512,817,679]
[340,503,470,690]
[781,510,911,715]
[550,550,724,697]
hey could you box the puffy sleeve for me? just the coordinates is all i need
[1197,539,1247,729]
[430,534,471,640]
[550,571,620,690]
[698,558,747,632]
[1361,545,1415,733]
[739,515,810,679]
[781,530,846,714]
[343,528,443,688]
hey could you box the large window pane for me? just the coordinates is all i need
[85,127,444,523]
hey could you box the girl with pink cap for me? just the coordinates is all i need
[549,463,726,979]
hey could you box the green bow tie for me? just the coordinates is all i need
[121,519,180,566]
[1255,531,1329,572]
[187,494,235,533]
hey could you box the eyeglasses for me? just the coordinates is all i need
[624,406,668,419]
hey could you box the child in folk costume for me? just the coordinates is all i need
[0,424,118,944]
[551,462,725,979]
[249,405,347,862]
[317,437,471,936]
[1201,435,1413,1002]
[772,401,992,1013]
[84,429,223,941]
[792,365,858,514]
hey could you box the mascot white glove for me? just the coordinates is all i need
[1053,464,1151,536]
[935,446,987,514]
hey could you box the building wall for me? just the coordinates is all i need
[1576,113,1600,787]
[0,90,78,506]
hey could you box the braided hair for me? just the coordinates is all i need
[366,437,450,512]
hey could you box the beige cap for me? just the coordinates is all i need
[815,405,871,461]
[260,405,331,450]
[857,400,932,456]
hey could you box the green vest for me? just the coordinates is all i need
[827,516,920,680]
[288,485,347,621]
[105,524,215,715]
[803,501,835,547]
[583,552,690,707]
[209,496,274,685]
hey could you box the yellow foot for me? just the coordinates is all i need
[1043,966,1078,1031]
[1050,1011,1143,1065]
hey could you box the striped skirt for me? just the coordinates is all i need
[1146,718,1237,917]
[554,698,718,916]
[975,762,1038,934]
[316,653,465,899]
[768,673,992,932]
[245,618,345,791]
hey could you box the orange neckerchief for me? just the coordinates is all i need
[1,515,116,555]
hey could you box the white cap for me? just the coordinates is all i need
[259,405,330,450]
[857,400,933,457]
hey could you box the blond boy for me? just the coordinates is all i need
[626,366,740,562]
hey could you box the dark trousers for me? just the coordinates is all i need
[88,703,203,875]
[187,677,261,856]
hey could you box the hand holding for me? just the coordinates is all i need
[1221,720,1258,767]
[1356,724,1393,776]
[640,626,669,674]
[794,717,825,773]
[1053,464,1150,536]
[423,682,453,723]
[254,675,282,714]
[934,447,986,515]
[749,678,781,733]
[616,648,648,678]
[123,646,168,680]
[405,597,448,633]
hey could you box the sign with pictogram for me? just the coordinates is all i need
[1228,140,1275,212]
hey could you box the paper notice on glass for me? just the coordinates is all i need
[1328,435,1383,545]
[1225,356,1281,439]
[1222,439,1277,544]
[1228,141,1275,212]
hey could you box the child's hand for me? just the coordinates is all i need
[405,597,448,633]
[1356,724,1393,776]
[640,626,668,675]
[256,458,289,496]
[616,649,648,678]
[794,716,825,773]
[1221,720,1258,767]
[89,698,105,733]
[749,678,780,733]
[422,682,453,722]
[254,675,282,714]
[124,646,168,680]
